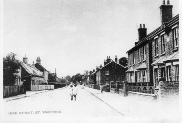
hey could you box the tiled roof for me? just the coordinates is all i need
[136,63,147,70]
[20,62,43,77]
[127,14,179,53]
[163,51,179,62]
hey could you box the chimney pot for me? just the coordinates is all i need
[163,0,165,4]
[143,24,145,28]
[167,0,170,5]
[140,24,142,28]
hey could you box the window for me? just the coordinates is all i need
[143,45,146,61]
[128,72,134,82]
[161,67,165,79]
[133,52,135,64]
[141,70,146,82]
[173,27,178,49]
[140,47,143,61]
[155,38,159,56]
[174,65,179,81]
[105,70,109,75]
[138,49,140,62]
[136,71,141,82]
[161,35,165,54]
[154,69,158,87]
[166,66,172,81]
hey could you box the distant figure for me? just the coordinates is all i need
[100,84,104,94]
[72,84,78,101]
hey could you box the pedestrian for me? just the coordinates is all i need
[69,84,74,101]
[100,84,104,94]
[72,84,78,101]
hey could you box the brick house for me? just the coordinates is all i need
[20,56,45,91]
[95,56,127,91]
[126,0,179,93]
[35,57,49,84]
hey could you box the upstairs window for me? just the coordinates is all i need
[133,52,135,64]
[173,27,178,49]
[138,49,140,63]
[155,38,159,56]
[105,70,109,75]
[142,45,146,61]
[161,35,165,54]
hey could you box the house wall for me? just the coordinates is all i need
[98,62,126,86]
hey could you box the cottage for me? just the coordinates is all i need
[20,56,45,91]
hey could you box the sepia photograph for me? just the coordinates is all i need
[1,0,181,123]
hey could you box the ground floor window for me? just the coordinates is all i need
[141,70,146,82]
[154,68,158,87]
[174,65,179,81]
[128,72,134,82]
[161,67,165,79]
[166,66,172,81]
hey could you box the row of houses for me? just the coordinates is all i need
[126,0,179,93]
[85,0,179,96]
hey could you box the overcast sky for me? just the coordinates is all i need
[3,0,179,77]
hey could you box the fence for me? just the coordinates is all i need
[3,85,26,98]
[31,85,54,91]
[127,82,154,94]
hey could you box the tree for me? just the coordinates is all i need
[119,57,128,67]
[65,75,71,82]
[3,53,20,86]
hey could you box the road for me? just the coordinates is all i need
[3,86,125,123]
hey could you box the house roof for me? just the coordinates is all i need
[126,67,134,73]
[35,63,48,72]
[163,51,179,62]
[136,63,147,70]
[127,14,179,53]
[20,61,43,77]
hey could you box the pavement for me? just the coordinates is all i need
[84,86,179,120]
[3,87,66,102]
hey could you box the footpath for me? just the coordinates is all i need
[84,86,179,119]
[3,87,67,102]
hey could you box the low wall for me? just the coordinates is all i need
[127,91,156,101]
[157,81,179,102]
[31,85,54,91]
[3,85,26,98]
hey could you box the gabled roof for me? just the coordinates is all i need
[35,63,48,72]
[127,14,179,53]
[20,61,43,77]
[104,60,126,69]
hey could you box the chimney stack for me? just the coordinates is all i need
[23,55,28,64]
[36,57,41,64]
[138,24,147,41]
[115,55,118,63]
[160,0,173,24]
[104,60,107,66]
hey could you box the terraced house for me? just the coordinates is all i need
[126,0,179,94]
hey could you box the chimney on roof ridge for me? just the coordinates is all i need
[160,0,173,24]
[138,24,147,41]
[115,55,118,63]
[23,55,28,64]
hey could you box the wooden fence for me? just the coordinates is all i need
[3,85,26,98]
[31,85,54,91]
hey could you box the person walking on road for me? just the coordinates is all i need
[72,84,78,101]
[69,84,74,101]
[100,84,104,94]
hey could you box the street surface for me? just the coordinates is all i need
[3,86,125,123]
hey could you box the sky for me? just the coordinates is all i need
[3,0,179,77]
